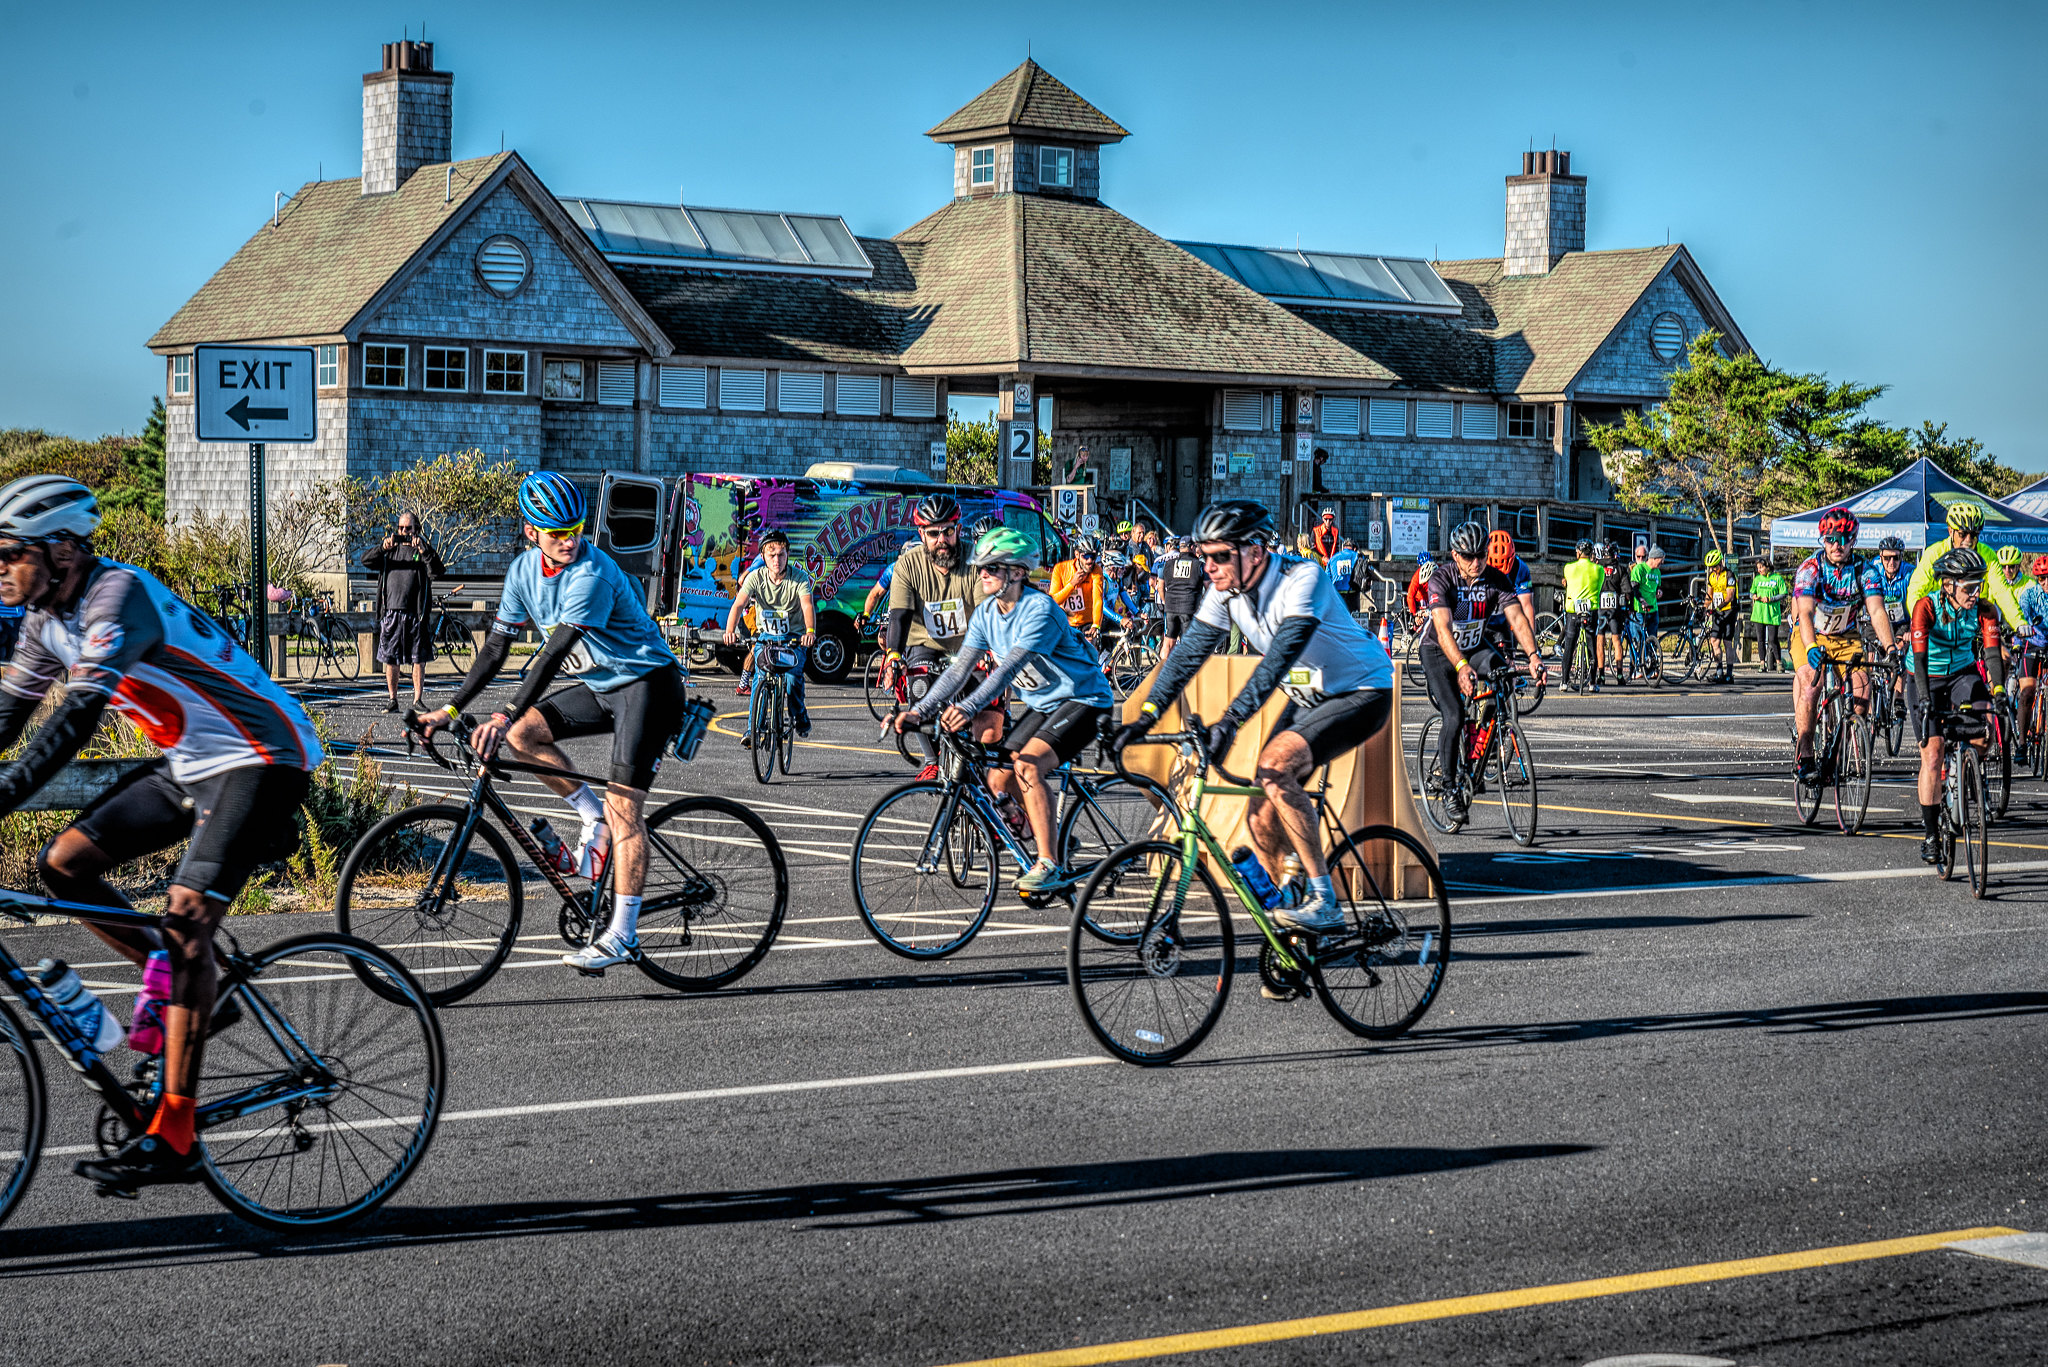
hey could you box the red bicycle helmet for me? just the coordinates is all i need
[2031,554,2048,579]
[1816,506,1859,543]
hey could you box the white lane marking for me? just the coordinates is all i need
[1463,858,2048,906]
[1945,1231,2048,1269]
[24,1055,1116,1158]
[1655,792,1900,813]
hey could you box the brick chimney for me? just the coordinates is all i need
[362,40,452,195]
[1504,149,1585,276]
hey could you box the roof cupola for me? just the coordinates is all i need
[927,60,1127,201]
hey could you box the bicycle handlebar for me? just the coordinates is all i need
[1112,710,1257,788]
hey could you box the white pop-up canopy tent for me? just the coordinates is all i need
[1770,458,2048,554]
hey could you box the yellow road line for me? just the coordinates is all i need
[710,707,904,757]
[1538,798,2048,852]
[936,1226,2020,1367]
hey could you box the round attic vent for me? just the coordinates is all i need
[1649,312,1687,362]
[475,235,530,297]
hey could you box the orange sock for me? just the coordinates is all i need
[145,1093,196,1155]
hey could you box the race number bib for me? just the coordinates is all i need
[921,598,966,640]
[1451,619,1485,649]
[1598,591,1618,611]
[1173,561,1196,580]
[758,608,790,637]
[1815,603,1855,635]
[1281,664,1327,707]
[1063,591,1086,614]
[1016,661,1049,692]
[1886,598,1907,624]
[561,639,598,675]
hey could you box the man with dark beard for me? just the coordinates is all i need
[881,493,994,778]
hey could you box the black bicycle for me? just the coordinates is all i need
[428,584,475,672]
[739,631,803,784]
[334,713,787,1004]
[0,889,443,1230]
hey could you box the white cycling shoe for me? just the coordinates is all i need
[1274,894,1347,935]
[563,932,637,975]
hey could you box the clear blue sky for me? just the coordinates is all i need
[3,1,2041,469]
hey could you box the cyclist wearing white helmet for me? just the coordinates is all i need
[0,475,323,1191]
[421,470,681,975]
[896,526,1114,894]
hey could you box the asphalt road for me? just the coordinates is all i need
[3,659,2045,1367]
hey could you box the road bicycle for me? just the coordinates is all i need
[866,648,940,723]
[281,590,361,682]
[848,723,1182,957]
[1983,686,2017,820]
[739,630,805,784]
[1414,666,1541,846]
[428,583,475,672]
[1562,608,1601,693]
[1619,609,1664,687]
[334,712,786,1005]
[0,888,443,1230]
[1865,651,1909,757]
[1659,608,1710,683]
[1795,653,1875,834]
[1100,610,1163,701]
[206,583,251,651]
[1928,702,1992,896]
[1066,714,1450,1065]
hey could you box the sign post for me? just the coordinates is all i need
[195,345,316,673]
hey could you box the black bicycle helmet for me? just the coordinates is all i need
[1448,520,1487,558]
[1191,499,1276,546]
[1575,538,1594,556]
[911,493,960,528]
[968,514,1001,541]
[1877,535,1906,553]
[1934,547,1985,582]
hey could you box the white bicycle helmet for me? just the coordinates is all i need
[0,476,100,541]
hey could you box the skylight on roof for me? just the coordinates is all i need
[1175,241,1462,314]
[559,198,873,278]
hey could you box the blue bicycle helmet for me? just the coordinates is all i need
[518,472,587,529]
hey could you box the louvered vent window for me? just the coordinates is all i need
[1319,397,1360,435]
[475,236,531,297]
[836,374,882,415]
[778,371,825,414]
[720,369,767,411]
[1273,393,1285,429]
[597,362,635,406]
[1367,398,1407,437]
[1222,390,1266,431]
[892,376,938,418]
[658,366,707,408]
[1415,401,1454,439]
[1459,403,1498,440]
[1649,312,1687,361]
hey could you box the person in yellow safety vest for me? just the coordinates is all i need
[1700,549,1741,682]
[1905,500,2024,630]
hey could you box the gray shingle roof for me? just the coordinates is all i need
[926,61,1129,143]
[1435,246,1682,395]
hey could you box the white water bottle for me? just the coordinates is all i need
[37,958,126,1054]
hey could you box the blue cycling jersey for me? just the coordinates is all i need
[1484,558,1532,628]
[495,542,676,692]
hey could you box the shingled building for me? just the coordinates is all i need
[150,41,1749,568]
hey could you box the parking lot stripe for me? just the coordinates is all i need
[933,1226,2022,1367]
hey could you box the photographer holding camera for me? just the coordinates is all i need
[363,513,446,711]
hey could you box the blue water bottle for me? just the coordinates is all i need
[1230,848,1284,909]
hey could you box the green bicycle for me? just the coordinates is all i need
[1066,715,1451,1065]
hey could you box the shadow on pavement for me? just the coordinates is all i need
[0,1142,1591,1272]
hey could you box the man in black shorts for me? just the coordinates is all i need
[1419,521,1548,819]
[0,476,324,1190]
[1153,535,1205,659]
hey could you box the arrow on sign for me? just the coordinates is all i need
[225,396,290,430]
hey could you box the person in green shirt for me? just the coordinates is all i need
[723,529,817,741]
[1750,557,1789,672]
[1630,543,1665,638]
[1559,539,1607,690]
[1905,501,2024,631]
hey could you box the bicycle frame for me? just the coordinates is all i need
[909,728,1155,884]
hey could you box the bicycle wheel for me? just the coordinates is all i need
[284,623,318,681]
[1532,612,1561,657]
[197,933,443,1230]
[1059,775,1183,939]
[849,782,1000,957]
[1991,718,2013,821]
[1066,839,1234,1065]
[1495,716,1539,846]
[749,683,774,784]
[1413,714,1460,834]
[436,614,473,672]
[777,681,798,774]
[1795,712,1826,826]
[1961,745,1989,897]
[1833,714,1873,835]
[1403,631,1428,693]
[631,796,788,990]
[1574,628,1597,692]
[865,655,897,722]
[1311,824,1451,1039]
[323,618,361,681]
[335,803,524,1006]
[0,997,45,1231]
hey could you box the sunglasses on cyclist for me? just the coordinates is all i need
[1201,548,1240,564]
[1820,534,1851,547]
[534,522,584,538]
[0,541,45,566]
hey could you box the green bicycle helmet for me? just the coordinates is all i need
[971,526,1040,571]
[1996,543,2022,566]
[1704,549,1724,567]
[1947,501,1985,535]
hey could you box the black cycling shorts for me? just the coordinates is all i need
[1601,606,1632,635]
[1711,610,1739,641]
[1002,700,1110,766]
[1908,665,1990,745]
[1162,611,1195,639]
[70,759,311,903]
[536,662,686,790]
[1276,687,1393,769]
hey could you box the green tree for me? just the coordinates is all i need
[945,414,999,486]
[102,397,168,521]
[318,448,523,574]
[1903,420,2029,497]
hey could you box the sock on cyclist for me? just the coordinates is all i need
[1307,873,1336,905]
[566,784,605,828]
[1921,803,1941,838]
[607,894,643,944]
[146,1092,196,1155]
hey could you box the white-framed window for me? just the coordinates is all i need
[970,147,995,187]
[1367,397,1407,437]
[542,358,584,401]
[424,347,468,392]
[597,362,635,406]
[1319,396,1360,435]
[1038,146,1074,188]
[1222,389,1266,431]
[1459,402,1498,440]
[364,344,407,389]
[836,373,882,415]
[1415,400,1454,439]
[658,365,706,408]
[170,354,191,396]
[1506,403,1544,440]
[892,375,938,418]
[719,368,767,411]
[483,349,527,394]
[778,371,825,414]
[316,344,339,388]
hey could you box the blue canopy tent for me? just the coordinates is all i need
[1769,458,2048,555]
[2001,474,2048,521]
